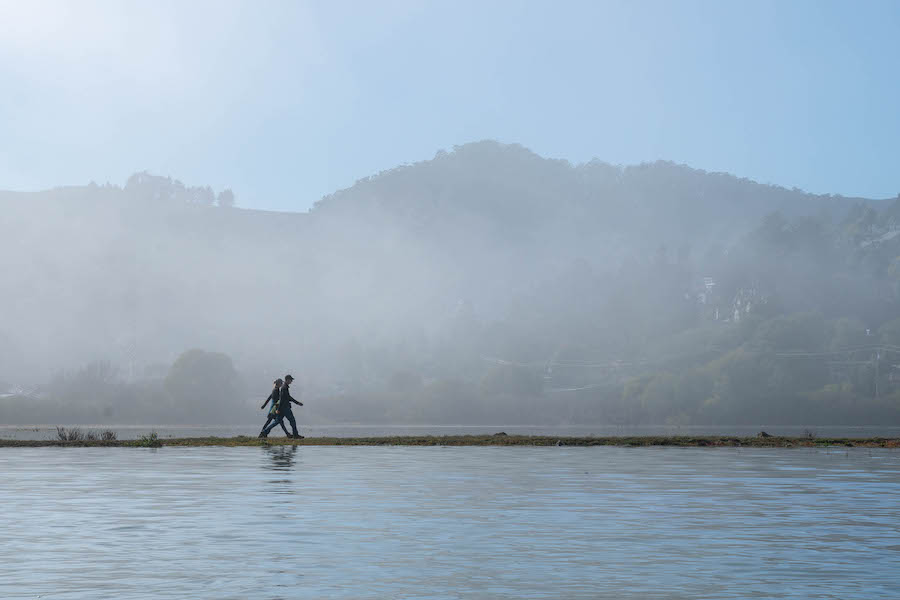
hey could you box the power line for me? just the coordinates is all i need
[776,346,900,358]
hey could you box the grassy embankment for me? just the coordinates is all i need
[1,434,899,448]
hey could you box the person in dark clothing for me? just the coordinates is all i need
[262,374,304,438]
[258,379,289,438]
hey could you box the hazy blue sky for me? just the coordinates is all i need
[1,0,898,211]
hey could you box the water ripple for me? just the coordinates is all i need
[1,447,898,599]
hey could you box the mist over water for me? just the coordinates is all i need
[3,144,900,428]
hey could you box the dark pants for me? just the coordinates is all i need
[260,414,288,436]
[263,409,299,437]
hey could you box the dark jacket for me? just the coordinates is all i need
[279,383,300,412]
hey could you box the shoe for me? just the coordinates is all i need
[293,434,304,439]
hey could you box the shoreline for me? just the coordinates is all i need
[1,434,899,448]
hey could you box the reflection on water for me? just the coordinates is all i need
[263,445,298,493]
[0,446,898,599]
[263,444,298,471]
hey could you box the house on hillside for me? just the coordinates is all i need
[731,286,767,322]
[696,276,716,305]
[693,276,768,323]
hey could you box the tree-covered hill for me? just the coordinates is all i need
[2,141,899,425]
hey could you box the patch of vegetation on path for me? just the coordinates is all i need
[55,427,118,442]
[1,435,898,448]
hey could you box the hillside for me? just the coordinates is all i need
[2,141,899,425]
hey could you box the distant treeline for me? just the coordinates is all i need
[1,350,246,425]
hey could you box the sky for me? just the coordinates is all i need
[0,0,898,212]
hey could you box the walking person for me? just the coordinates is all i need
[258,379,289,438]
[262,374,304,439]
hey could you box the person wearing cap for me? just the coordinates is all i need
[258,378,289,438]
[262,374,304,438]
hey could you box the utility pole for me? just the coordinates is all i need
[875,350,880,399]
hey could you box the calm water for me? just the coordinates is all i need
[4,424,900,440]
[1,446,899,599]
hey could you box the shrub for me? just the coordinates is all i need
[137,431,161,448]
[56,427,118,442]
[55,426,85,441]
